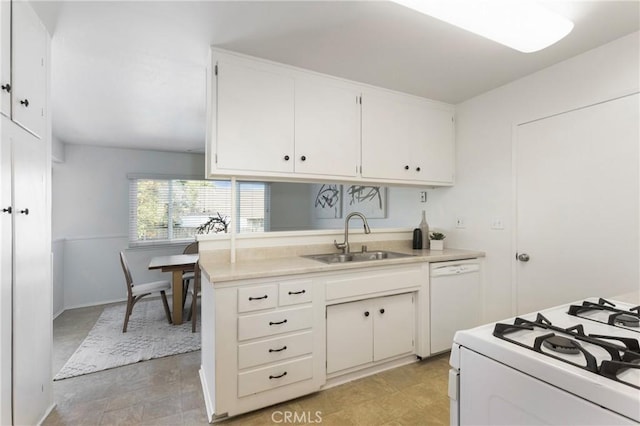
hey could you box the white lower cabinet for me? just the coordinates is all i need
[327,293,415,374]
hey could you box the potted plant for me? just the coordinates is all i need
[430,232,446,250]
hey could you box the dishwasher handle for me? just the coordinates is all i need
[431,263,480,277]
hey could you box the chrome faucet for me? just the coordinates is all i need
[334,212,371,254]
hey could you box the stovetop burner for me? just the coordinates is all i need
[568,298,640,331]
[615,314,640,328]
[542,335,581,354]
[493,312,640,389]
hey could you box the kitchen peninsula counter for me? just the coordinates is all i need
[200,247,484,283]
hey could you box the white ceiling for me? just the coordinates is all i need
[33,1,639,153]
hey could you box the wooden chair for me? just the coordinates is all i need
[120,251,172,332]
[181,241,198,307]
[187,260,201,333]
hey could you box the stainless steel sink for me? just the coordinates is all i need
[304,250,414,264]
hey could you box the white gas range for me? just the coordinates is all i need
[449,297,640,425]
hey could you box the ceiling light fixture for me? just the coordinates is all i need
[392,0,574,53]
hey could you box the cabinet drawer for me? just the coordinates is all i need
[238,331,313,370]
[238,306,313,341]
[279,280,312,306]
[238,285,278,313]
[238,356,313,397]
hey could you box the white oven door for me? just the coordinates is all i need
[458,348,636,425]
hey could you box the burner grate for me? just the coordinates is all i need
[493,313,640,389]
[568,298,640,331]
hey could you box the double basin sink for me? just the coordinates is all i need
[304,250,414,264]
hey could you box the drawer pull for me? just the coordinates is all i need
[268,345,287,353]
[269,319,288,326]
[249,295,268,301]
[269,371,287,380]
[288,290,306,295]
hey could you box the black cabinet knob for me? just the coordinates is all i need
[1,83,10,93]
[404,165,409,170]
[19,99,29,107]
[300,155,306,161]
[19,208,29,215]
[416,167,421,172]
[380,308,385,314]
[284,155,290,161]
[2,206,11,214]
[364,311,370,317]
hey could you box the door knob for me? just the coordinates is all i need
[517,253,530,262]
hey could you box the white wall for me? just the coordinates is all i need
[53,145,205,309]
[429,32,640,322]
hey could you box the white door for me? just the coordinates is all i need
[0,118,12,426]
[11,125,50,426]
[515,94,639,314]
[294,77,360,178]
[373,293,414,361]
[326,300,372,373]
[215,59,295,173]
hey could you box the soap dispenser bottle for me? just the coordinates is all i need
[419,210,430,249]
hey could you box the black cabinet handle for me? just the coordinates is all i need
[2,207,11,214]
[19,99,29,107]
[269,319,288,326]
[364,311,370,317]
[300,155,306,161]
[288,290,306,295]
[404,165,409,170]
[416,167,421,172]
[269,345,287,353]
[269,372,287,379]
[19,208,29,215]
[1,83,10,93]
[380,308,385,314]
[248,295,268,301]
[284,155,290,161]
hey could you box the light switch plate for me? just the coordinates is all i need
[491,218,504,230]
[455,217,465,228]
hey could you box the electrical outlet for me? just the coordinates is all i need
[491,218,504,230]
[420,191,427,203]
[455,217,466,228]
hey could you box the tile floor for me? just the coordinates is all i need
[45,304,451,425]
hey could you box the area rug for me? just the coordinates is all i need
[54,299,200,380]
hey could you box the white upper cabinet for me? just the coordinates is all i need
[294,77,360,178]
[215,59,295,174]
[361,89,454,184]
[208,48,455,186]
[0,0,47,139]
[0,1,10,117]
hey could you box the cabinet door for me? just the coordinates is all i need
[11,126,49,426]
[215,60,294,173]
[0,1,10,117]
[362,89,454,184]
[373,293,414,361]
[294,77,360,178]
[361,90,413,181]
[11,0,47,138]
[326,300,372,373]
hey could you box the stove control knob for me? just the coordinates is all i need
[517,253,530,262]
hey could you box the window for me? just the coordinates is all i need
[129,178,269,245]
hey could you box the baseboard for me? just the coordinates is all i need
[37,402,56,425]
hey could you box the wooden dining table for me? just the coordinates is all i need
[148,253,198,325]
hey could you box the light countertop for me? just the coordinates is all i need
[200,248,484,284]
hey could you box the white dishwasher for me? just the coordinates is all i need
[430,259,482,354]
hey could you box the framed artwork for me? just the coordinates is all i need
[313,184,342,219]
[344,185,387,218]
